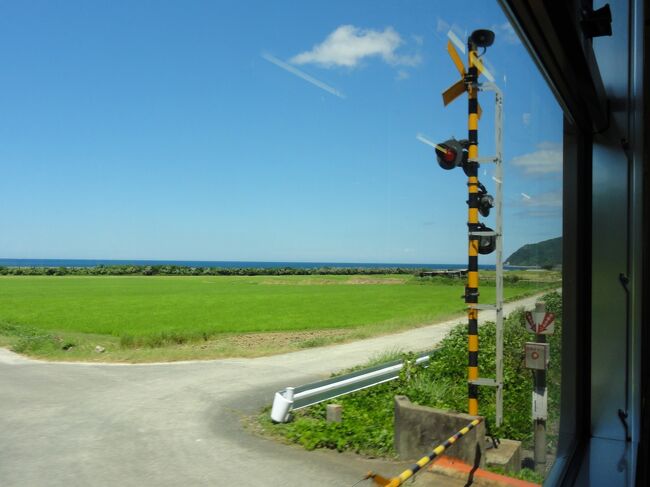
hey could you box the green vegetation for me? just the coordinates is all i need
[487,466,545,484]
[0,264,421,276]
[261,291,562,458]
[0,273,559,362]
[505,236,562,267]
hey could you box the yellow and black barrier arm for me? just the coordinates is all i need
[364,417,482,487]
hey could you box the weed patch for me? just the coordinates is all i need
[119,330,207,349]
[0,321,70,354]
[487,466,544,484]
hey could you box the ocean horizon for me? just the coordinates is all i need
[0,258,519,271]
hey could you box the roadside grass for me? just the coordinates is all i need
[487,466,545,484]
[0,273,559,362]
[259,291,562,460]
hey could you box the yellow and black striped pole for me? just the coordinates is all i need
[466,40,480,417]
[367,418,482,487]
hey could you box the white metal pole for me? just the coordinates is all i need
[479,82,504,426]
[494,87,504,427]
[533,303,547,474]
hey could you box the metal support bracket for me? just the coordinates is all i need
[467,304,500,311]
[470,378,498,387]
[476,156,498,164]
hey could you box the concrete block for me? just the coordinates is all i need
[394,395,485,468]
[326,404,342,423]
[486,438,522,473]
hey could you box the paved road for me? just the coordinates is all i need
[0,294,543,486]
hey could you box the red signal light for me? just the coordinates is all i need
[435,139,469,171]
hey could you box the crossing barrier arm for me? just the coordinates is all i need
[366,418,482,487]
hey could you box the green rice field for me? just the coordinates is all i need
[0,272,559,361]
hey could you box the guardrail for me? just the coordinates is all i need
[270,350,435,423]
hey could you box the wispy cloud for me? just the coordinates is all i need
[436,18,465,38]
[261,53,345,98]
[492,22,520,45]
[522,113,531,126]
[396,70,410,81]
[514,190,562,218]
[436,17,450,34]
[291,25,421,69]
[511,142,562,175]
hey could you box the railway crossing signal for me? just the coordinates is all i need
[442,28,496,417]
[431,28,504,422]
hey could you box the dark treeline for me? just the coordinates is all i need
[0,265,422,277]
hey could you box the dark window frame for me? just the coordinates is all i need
[499,1,645,484]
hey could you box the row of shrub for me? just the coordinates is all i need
[0,265,426,277]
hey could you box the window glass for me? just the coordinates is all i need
[0,0,564,483]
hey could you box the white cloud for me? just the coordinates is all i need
[511,142,562,175]
[291,25,421,69]
[522,113,531,125]
[492,22,520,45]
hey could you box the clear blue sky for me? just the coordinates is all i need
[0,1,562,264]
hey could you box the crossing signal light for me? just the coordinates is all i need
[470,29,495,48]
[477,183,494,217]
[435,139,469,171]
[476,223,496,255]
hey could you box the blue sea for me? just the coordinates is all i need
[0,258,513,271]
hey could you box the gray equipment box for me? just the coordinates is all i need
[525,342,550,370]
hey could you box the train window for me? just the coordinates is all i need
[257,0,567,479]
[0,1,573,484]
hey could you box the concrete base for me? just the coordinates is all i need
[486,438,522,473]
[394,395,485,468]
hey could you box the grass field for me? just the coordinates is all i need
[0,272,560,362]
